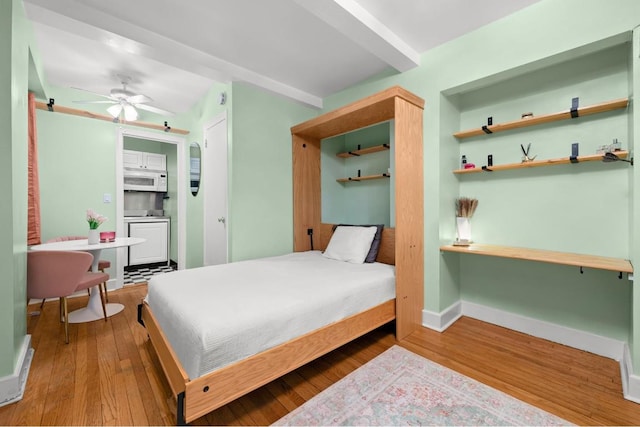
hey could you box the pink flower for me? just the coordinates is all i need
[86,209,108,230]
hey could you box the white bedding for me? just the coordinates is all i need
[145,250,395,379]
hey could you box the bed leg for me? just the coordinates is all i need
[137,303,145,327]
[177,391,186,425]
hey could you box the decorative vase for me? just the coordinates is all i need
[88,229,99,244]
[455,217,471,244]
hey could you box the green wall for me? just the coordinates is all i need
[228,82,316,261]
[1,0,30,377]
[7,0,640,391]
[321,122,392,226]
[320,0,640,365]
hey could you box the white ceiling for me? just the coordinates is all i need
[23,0,541,113]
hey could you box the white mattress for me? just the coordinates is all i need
[145,251,395,379]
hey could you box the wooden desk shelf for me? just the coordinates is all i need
[440,243,633,273]
[453,151,630,174]
[337,173,390,183]
[454,98,629,139]
[337,144,390,158]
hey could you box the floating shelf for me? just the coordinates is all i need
[440,243,633,273]
[336,144,390,158]
[337,173,390,183]
[453,151,629,174]
[454,98,629,139]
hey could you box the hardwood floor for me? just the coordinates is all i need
[1,284,639,425]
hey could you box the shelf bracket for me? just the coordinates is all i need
[619,271,623,280]
[580,266,584,274]
[570,97,579,118]
[570,156,579,164]
[482,117,493,134]
[46,98,54,112]
[481,166,493,172]
[348,151,360,156]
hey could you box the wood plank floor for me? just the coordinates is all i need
[1,284,640,425]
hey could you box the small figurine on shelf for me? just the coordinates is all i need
[520,143,536,163]
[454,197,478,246]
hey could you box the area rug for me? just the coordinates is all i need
[273,345,571,426]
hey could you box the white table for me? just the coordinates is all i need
[30,237,145,323]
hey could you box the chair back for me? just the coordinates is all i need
[27,251,94,299]
[46,236,86,243]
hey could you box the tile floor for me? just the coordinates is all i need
[123,263,177,285]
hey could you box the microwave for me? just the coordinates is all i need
[123,168,167,192]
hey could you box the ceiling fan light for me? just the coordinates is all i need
[107,104,122,118]
[124,105,138,121]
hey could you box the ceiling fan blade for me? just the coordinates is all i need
[71,87,117,101]
[127,94,152,104]
[135,103,175,116]
[123,104,139,121]
[73,100,117,104]
[107,104,123,118]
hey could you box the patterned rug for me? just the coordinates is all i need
[274,345,571,426]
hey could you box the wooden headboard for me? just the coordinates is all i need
[316,223,395,265]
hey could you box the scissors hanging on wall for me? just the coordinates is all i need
[520,143,536,163]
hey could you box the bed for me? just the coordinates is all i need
[138,224,397,424]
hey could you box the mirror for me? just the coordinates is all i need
[190,142,201,196]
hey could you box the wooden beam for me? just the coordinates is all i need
[35,101,189,135]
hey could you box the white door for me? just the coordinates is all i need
[203,112,228,266]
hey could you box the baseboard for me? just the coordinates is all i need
[0,335,33,408]
[622,344,640,403]
[461,300,625,361]
[422,301,462,332]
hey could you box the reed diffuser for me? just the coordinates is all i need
[454,197,478,246]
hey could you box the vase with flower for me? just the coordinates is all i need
[87,209,108,244]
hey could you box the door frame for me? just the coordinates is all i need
[115,127,187,288]
[203,110,229,265]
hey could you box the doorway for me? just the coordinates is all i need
[203,111,228,266]
[115,128,186,288]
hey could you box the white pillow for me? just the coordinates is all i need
[322,226,378,264]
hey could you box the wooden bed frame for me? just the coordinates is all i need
[140,86,424,424]
[139,225,396,424]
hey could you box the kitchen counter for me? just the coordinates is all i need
[124,216,170,222]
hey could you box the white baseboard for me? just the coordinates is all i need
[622,344,640,403]
[460,300,625,361]
[422,300,640,403]
[422,301,462,332]
[0,335,33,408]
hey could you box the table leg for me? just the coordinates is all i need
[67,248,124,323]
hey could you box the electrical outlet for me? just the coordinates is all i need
[103,193,112,203]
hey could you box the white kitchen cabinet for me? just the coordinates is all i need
[127,220,169,266]
[123,149,167,171]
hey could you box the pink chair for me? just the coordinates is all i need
[46,236,111,301]
[27,251,110,343]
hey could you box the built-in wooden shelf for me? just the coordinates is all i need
[440,243,633,273]
[337,144,390,158]
[337,173,390,183]
[454,98,629,139]
[453,151,630,174]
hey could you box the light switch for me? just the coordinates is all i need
[103,193,112,203]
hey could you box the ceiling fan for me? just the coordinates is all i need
[73,75,174,121]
